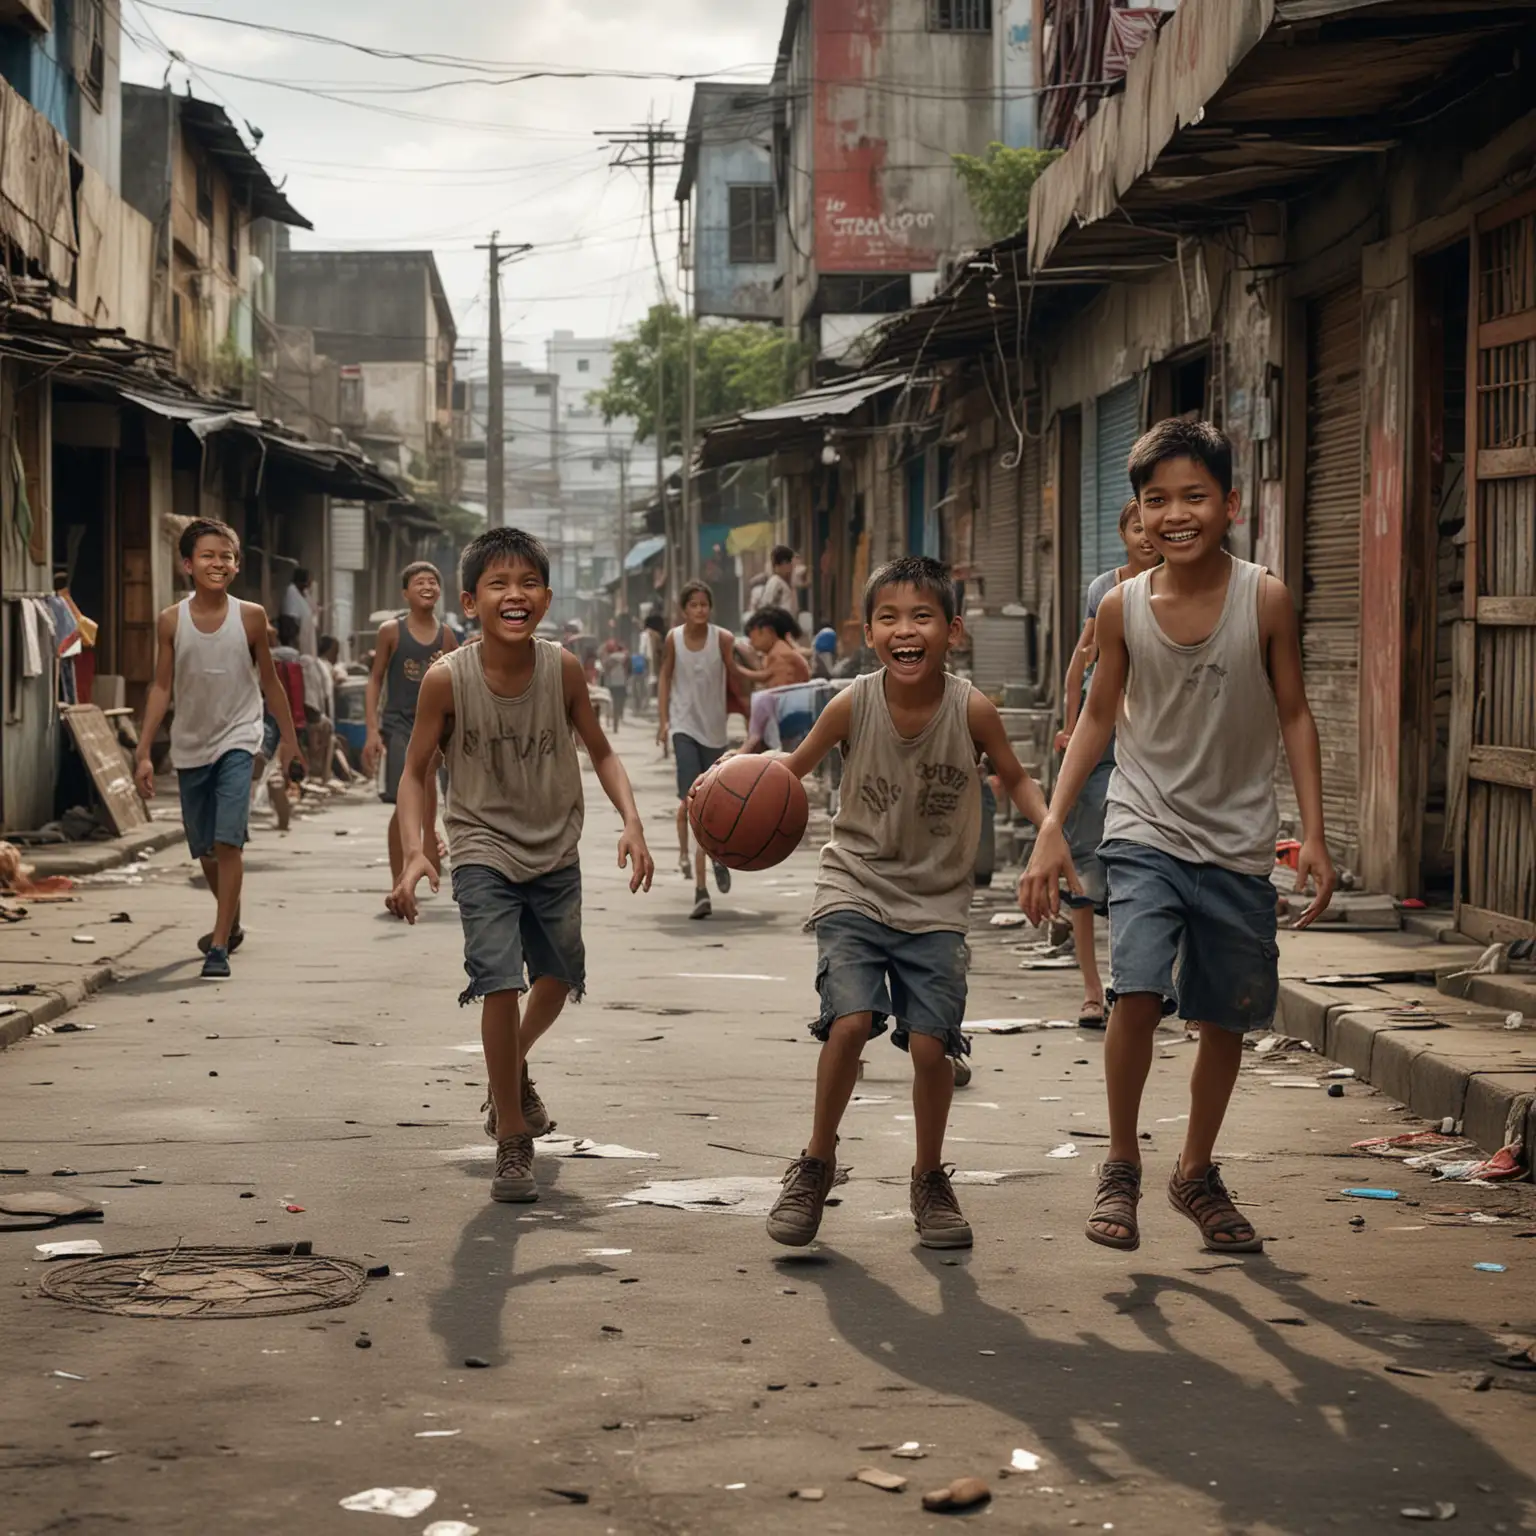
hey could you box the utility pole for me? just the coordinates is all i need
[613,442,630,616]
[598,122,680,578]
[474,233,531,528]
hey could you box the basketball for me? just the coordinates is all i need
[688,755,809,871]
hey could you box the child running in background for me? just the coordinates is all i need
[656,580,749,920]
[365,562,457,882]
[740,606,813,753]
[1021,420,1335,1255]
[135,519,302,979]
[1053,498,1161,1028]
[388,527,654,1203]
[766,556,1049,1251]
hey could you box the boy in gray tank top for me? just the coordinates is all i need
[765,557,1050,1252]
[386,527,654,1206]
[364,561,457,883]
[1021,420,1336,1257]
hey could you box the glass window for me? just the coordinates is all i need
[928,0,991,31]
[728,185,776,265]
[577,359,590,373]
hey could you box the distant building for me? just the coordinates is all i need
[456,366,559,513]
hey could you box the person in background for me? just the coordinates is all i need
[759,545,796,615]
[811,626,838,680]
[600,620,631,730]
[282,568,318,657]
[740,607,813,753]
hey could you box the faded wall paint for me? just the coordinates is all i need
[687,88,779,322]
[996,0,1037,148]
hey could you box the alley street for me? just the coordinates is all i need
[2,732,1534,1536]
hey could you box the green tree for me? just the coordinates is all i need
[590,305,807,450]
[951,143,1062,243]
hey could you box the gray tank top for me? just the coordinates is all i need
[383,618,450,733]
[1103,556,1279,875]
[811,670,980,934]
[442,639,584,883]
[169,598,263,769]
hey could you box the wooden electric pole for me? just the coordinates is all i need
[475,233,531,529]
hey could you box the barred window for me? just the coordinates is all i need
[928,0,991,32]
[728,184,776,265]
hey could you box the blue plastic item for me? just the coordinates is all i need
[1340,1188,1400,1200]
[1473,1262,1507,1273]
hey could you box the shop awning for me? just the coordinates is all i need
[624,535,667,572]
[697,373,907,468]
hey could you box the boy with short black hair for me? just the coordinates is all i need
[135,518,303,979]
[365,561,457,880]
[388,526,654,1204]
[1021,418,1335,1255]
[656,579,749,919]
[767,556,1049,1250]
[759,544,796,615]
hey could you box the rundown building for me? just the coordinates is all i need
[456,367,559,514]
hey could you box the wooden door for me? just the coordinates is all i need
[1455,192,1536,941]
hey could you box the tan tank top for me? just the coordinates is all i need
[1104,556,1279,875]
[442,639,584,883]
[811,670,981,934]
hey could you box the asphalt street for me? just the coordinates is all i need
[2,724,1533,1536]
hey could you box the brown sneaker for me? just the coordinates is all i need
[910,1166,973,1249]
[491,1133,537,1203]
[482,1064,554,1140]
[766,1153,839,1246]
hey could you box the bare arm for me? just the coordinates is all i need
[656,630,675,742]
[783,687,854,779]
[968,691,1048,825]
[386,665,453,922]
[1263,575,1335,926]
[364,620,398,768]
[563,651,653,892]
[1058,615,1096,745]
[247,604,302,774]
[719,629,750,700]
[133,607,178,798]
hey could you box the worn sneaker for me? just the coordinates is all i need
[482,1064,554,1139]
[690,892,713,920]
[910,1166,973,1249]
[198,926,244,956]
[950,1054,972,1088]
[491,1133,537,1203]
[711,860,732,895]
[767,1152,840,1246]
[200,945,231,980]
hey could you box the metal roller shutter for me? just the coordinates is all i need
[973,450,1020,610]
[1020,422,1042,613]
[1080,379,1140,617]
[1291,281,1363,863]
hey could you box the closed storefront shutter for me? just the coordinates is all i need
[1292,280,1363,863]
[973,450,1020,610]
[1020,421,1042,614]
[1078,380,1140,619]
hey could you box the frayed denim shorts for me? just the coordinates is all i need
[451,861,586,1007]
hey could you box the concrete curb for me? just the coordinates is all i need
[0,961,116,1051]
[22,822,185,879]
[1276,979,1536,1167]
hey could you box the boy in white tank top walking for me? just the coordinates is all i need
[387,528,654,1205]
[135,519,303,980]
[765,558,1050,1251]
[1022,421,1336,1255]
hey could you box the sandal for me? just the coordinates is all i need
[1078,997,1106,1030]
[1085,1159,1142,1251]
[1167,1160,1264,1253]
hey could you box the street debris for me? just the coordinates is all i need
[540,1136,659,1160]
[988,911,1028,926]
[852,1467,908,1492]
[423,1524,478,1536]
[1047,1143,1079,1159]
[922,1477,991,1512]
[464,1356,489,1368]
[891,1441,926,1459]
[1399,1503,1456,1521]
[35,1239,103,1260]
[71,934,96,944]
[48,1370,86,1380]
[0,1190,102,1230]
[583,1248,632,1257]
[1253,1033,1315,1056]
[1505,1012,1524,1031]
[951,1170,1033,1185]
[962,1018,1067,1034]
[1328,1083,1346,1097]
[1341,1188,1401,1200]
[789,1488,825,1501]
[543,1488,590,1504]
[620,1175,810,1215]
[1385,1365,1436,1378]
[1472,1263,1506,1273]
[415,1430,462,1438]
[1007,1448,1043,1473]
[338,1487,437,1517]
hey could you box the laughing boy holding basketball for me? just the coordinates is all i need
[766,556,1049,1250]
[387,527,655,1204]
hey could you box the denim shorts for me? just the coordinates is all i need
[1061,750,1114,912]
[1099,838,1279,1032]
[811,909,970,1057]
[381,726,410,803]
[451,861,586,1007]
[178,749,253,861]
[673,732,725,801]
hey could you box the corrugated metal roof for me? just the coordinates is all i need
[696,373,907,467]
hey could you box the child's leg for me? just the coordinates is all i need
[208,844,243,949]
[387,809,403,881]
[806,1011,873,1163]
[675,801,690,869]
[519,974,569,1059]
[1071,904,1104,1014]
[1181,1021,1244,1174]
[1103,991,1163,1165]
[481,989,527,1137]
[909,1032,953,1174]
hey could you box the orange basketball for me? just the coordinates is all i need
[688,755,809,871]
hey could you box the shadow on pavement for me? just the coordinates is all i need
[801,1246,1534,1532]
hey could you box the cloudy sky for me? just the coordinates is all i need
[119,0,786,375]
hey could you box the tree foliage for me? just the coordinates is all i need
[590,305,807,449]
[951,143,1063,244]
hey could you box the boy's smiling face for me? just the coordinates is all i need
[404,569,441,612]
[1136,454,1239,565]
[183,534,239,592]
[463,556,551,643]
[865,581,957,685]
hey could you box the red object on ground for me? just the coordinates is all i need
[688,755,809,871]
[1275,839,1302,871]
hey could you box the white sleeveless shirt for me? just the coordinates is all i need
[666,623,728,748]
[1104,556,1279,875]
[169,598,264,769]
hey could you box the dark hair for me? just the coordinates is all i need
[770,544,794,568]
[1117,497,1143,535]
[747,606,800,640]
[293,568,310,588]
[318,634,338,658]
[276,613,300,647]
[643,612,665,634]
[178,517,240,561]
[678,579,714,610]
[459,526,550,593]
[1127,418,1233,499]
[400,560,441,589]
[862,556,956,626]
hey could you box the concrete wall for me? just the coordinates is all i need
[360,361,429,465]
[690,89,778,322]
